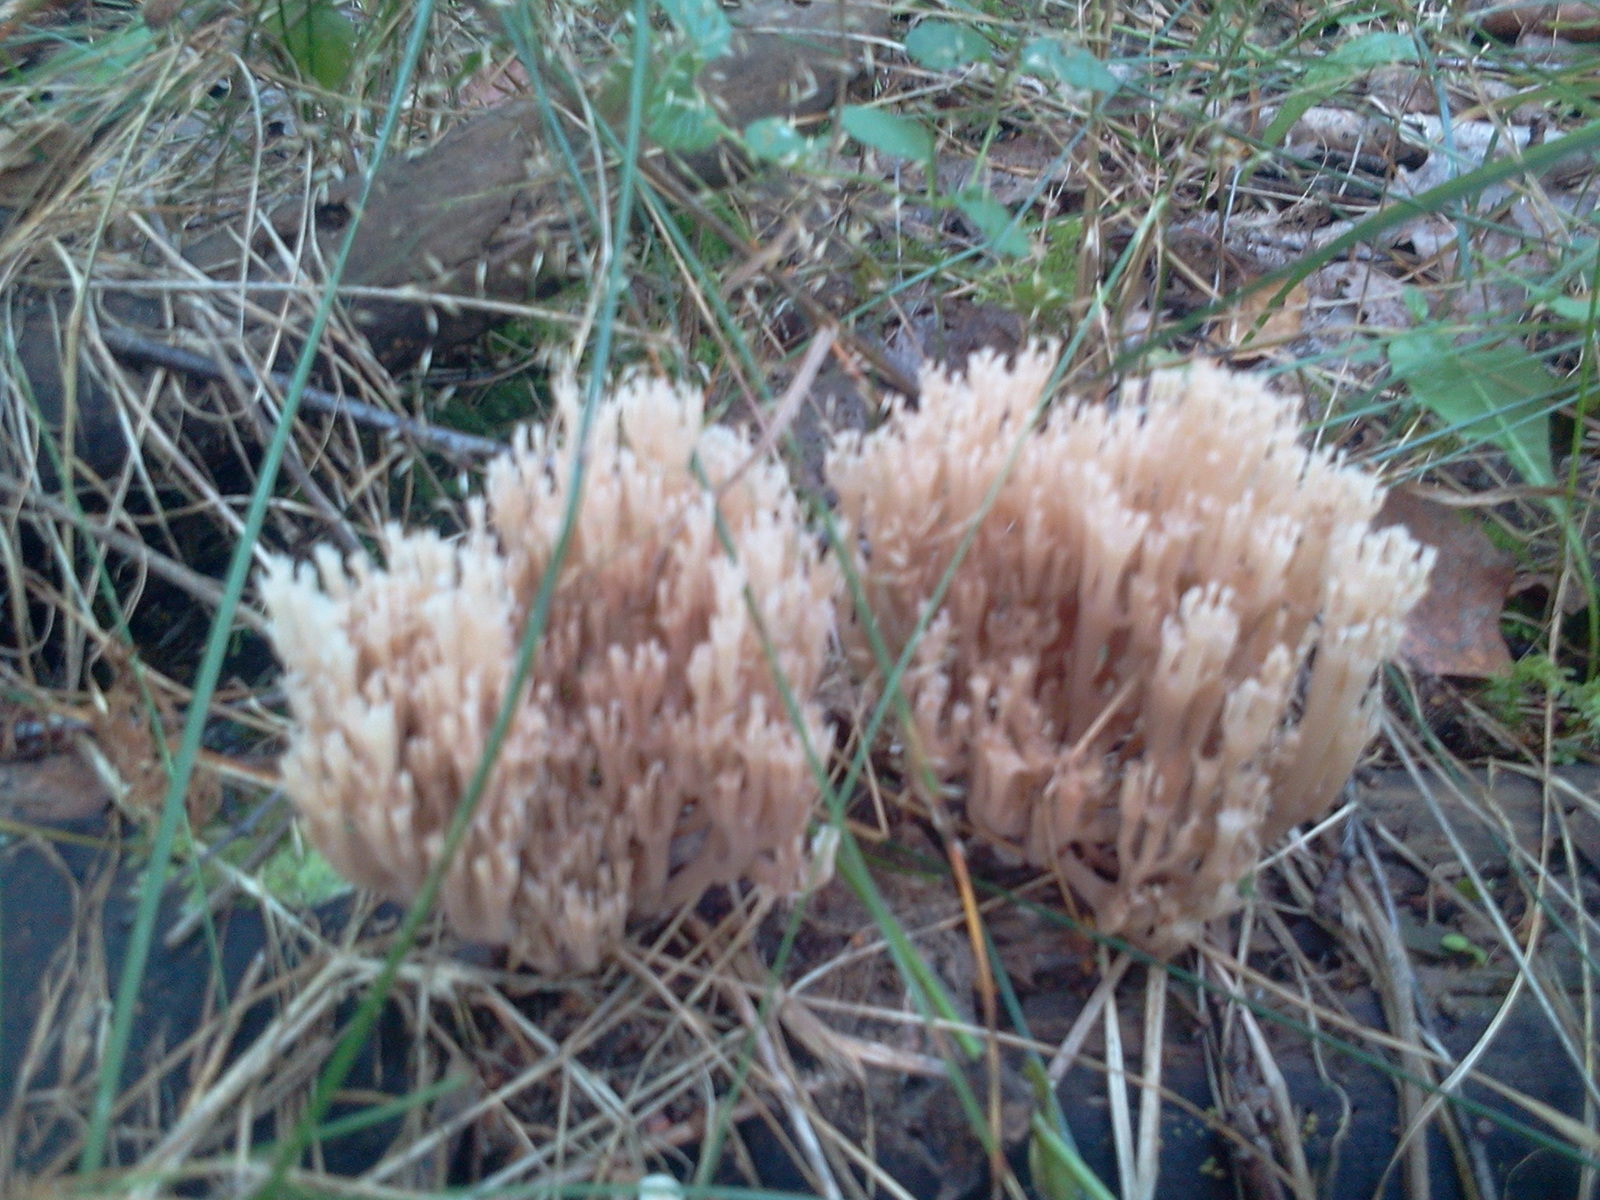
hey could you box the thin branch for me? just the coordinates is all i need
[97,326,505,463]
[0,477,268,633]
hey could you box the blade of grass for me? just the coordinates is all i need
[70,50,305,1176]
[76,0,445,1177]
[981,921,1114,1200]
[251,0,654,1192]
[306,1074,465,1144]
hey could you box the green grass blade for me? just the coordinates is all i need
[77,0,441,1178]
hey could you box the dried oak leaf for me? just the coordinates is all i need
[0,753,110,823]
[1375,487,1514,678]
[1473,1,1600,41]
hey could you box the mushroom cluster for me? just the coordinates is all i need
[263,354,1431,965]
[261,376,838,972]
[827,353,1433,952]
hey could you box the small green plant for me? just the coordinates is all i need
[1483,651,1600,757]
[1388,290,1558,490]
[975,213,1084,325]
[841,102,1033,257]
[267,0,356,89]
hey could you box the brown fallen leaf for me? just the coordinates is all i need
[0,118,85,212]
[1473,0,1600,41]
[1547,3,1600,37]
[457,55,530,111]
[0,700,106,822]
[87,654,221,826]
[1375,487,1514,678]
[1218,281,1309,364]
[0,0,81,46]
[142,0,185,28]
[0,751,111,824]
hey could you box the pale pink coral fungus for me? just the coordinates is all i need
[261,376,838,973]
[827,351,1433,954]
[264,353,1429,967]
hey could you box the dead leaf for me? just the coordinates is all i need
[457,56,530,110]
[1304,260,1412,334]
[1473,1,1600,41]
[142,0,184,27]
[1281,105,1428,170]
[0,0,81,44]
[0,118,83,210]
[1375,487,1515,678]
[1218,281,1308,364]
[0,751,111,823]
[87,650,220,826]
[0,701,105,823]
[1548,3,1600,37]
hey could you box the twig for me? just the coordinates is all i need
[0,477,268,633]
[1349,829,1434,1200]
[1103,947,1136,1199]
[1133,967,1168,1200]
[733,325,836,494]
[97,326,505,463]
[1048,952,1132,1084]
[675,911,844,1200]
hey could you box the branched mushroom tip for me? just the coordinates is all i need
[826,351,1433,955]
[261,375,838,973]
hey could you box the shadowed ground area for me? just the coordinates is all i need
[2,765,1591,1197]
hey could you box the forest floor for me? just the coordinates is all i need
[3,0,1600,1197]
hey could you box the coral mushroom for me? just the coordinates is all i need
[827,352,1433,954]
[261,377,837,973]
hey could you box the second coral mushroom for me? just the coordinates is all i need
[827,352,1433,954]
